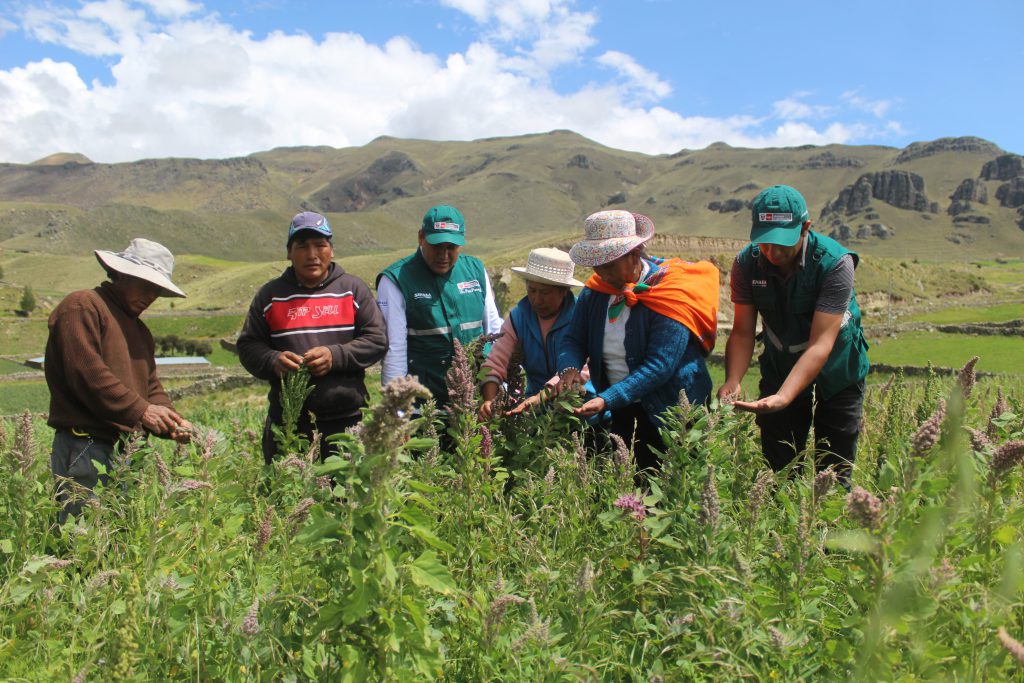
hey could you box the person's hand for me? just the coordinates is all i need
[273,350,304,377]
[302,346,333,377]
[553,369,581,397]
[505,394,543,417]
[732,393,791,415]
[141,404,184,436]
[574,396,606,418]
[478,400,495,421]
[717,381,741,405]
[170,419,195,443]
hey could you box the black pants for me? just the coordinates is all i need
[755,379,864,480]
[261,413,361,465]
[50,430,116,523]
[610,403,664,474]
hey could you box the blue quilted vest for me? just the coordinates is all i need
[508,292,576,397]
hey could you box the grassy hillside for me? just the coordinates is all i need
[1,131,1021,264]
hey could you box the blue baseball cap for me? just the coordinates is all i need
[287,211,332,245]
[750,185,810,247]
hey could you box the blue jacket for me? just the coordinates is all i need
[557,284,712,425]
[509,293,575,397]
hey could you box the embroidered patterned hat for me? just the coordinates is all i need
[511,248,584,287]
[750,185,809,247]
[568,210,655,267]
[95,238,186,298]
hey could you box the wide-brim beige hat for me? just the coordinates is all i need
[511,247,584,287]
[95,238,186,298]
[569,210,655,267]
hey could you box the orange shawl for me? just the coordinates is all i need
[586,257,720,354]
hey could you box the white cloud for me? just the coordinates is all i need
[841,89,895,118]
[772,92,837,121]
[137,0,201,19]
[0,0,903,163]
[596,50,671,100]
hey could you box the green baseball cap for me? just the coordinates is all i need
[421,205,466,246]
[750,185,810,247]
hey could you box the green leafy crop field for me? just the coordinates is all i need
[2,356,1024,680]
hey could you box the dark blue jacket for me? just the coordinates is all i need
[557,284,711,425]
[509,293,575,397]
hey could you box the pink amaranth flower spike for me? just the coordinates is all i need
[845,486,883,530]
[998,627,1024,666]
[990,440,1024,480]
[956,356,979,399]
[911,399,946,457]
[614,493,646,521]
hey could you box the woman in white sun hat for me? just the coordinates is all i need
[554,210,720,473]
[478,247,588,420]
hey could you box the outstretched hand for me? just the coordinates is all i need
[731,393,791,415]
[505,394,543,417]
[574,396,606,418]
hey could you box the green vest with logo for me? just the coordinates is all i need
[378,250,488,404]
[737,231,869,400]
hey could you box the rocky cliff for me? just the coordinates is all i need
[981,154,1024,181]
[822,170,938,216]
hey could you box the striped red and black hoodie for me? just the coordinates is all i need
[237,263,387,423]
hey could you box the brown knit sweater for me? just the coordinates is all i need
[45,283,174,442]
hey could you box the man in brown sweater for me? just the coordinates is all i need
[46,238,193,521]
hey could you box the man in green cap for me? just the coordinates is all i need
[718,185,869,480]
[376,204,502,407]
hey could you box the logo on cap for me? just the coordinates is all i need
[433,221,460,232]
[759,213,793,223]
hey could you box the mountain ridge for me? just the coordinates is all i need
[1,130,1022,263]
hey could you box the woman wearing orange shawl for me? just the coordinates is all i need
[552,210,719,473]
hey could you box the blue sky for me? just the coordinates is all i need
[0,0,1020,163]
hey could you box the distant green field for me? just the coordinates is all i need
[905,303,1024,324]
[0,317,48,355]
[143,313,244,338]
[867,331,1024,375]
[0,380,49,415]
[0,358,30,375]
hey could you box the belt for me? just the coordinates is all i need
[67,428,116,446]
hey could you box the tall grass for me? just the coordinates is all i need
[1,360,1023,680]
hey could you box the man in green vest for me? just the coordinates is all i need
[376,204,503,407]
[718,185,869,480]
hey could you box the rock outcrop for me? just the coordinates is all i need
[950,178,988,203]
[981,154,1024,181]
[311,151,420,212]
[894,136,1003,164]
[855,223,894,240]
[995,177,1024,208]
[707,198,750,213]
[800,152,865,169]
[822,170,938,216]
[948,178,989,216]
[567,154,598,170]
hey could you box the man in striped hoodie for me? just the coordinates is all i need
[238,211,388,463]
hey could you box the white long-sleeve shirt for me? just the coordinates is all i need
[377,267,503,387]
